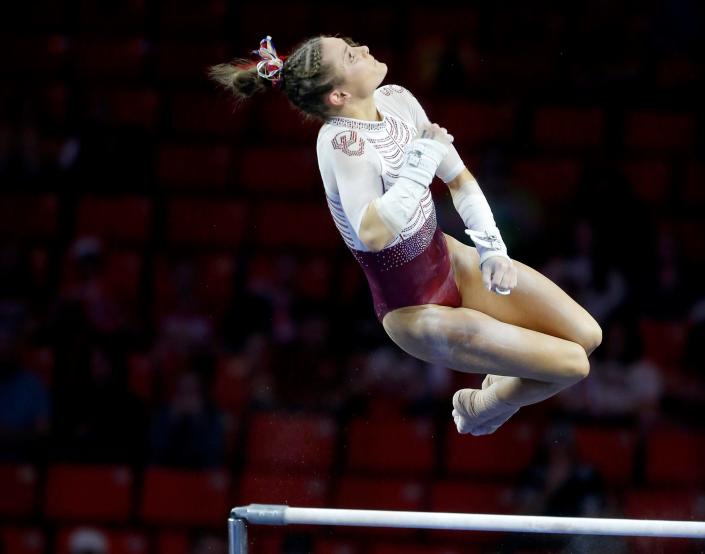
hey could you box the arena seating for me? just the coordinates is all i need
[0,465,38,518]
[346,418,435,475]
[45,465,133,522]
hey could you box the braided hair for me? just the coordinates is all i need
[208,36,358,122]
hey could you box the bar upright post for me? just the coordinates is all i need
[228,515,248,554]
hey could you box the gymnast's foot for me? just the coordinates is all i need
[452,386,519,436]
[482,373,505,390]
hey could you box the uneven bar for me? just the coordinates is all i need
[228,504,705,553]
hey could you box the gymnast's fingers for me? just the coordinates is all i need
[490,266,506,292]
[482,262,492,291]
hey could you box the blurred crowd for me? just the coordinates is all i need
[1,0,704,553]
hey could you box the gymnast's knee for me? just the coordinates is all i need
[579,318,603,356]
[564,343,591,384]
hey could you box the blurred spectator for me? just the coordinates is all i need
[0,300,50,460]
[52,339,147,464]
[662,304,705,426]
[149,370,225,468]
[542,217,628,324]
[55,236,127,336]
[67,527,108,554]
[0,243,35,302]
[153,256,216,387]
[516,423,605,517]
[270,304,346,411]
[555,311,662,425]
[510,423,616,552]
[0,93,42,183]
[346,345,451,417]
[636,226,693,319]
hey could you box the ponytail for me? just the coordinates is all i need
[207,60,269,101]
[209,35,345,121]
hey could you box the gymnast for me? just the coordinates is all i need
[209,36,602,435]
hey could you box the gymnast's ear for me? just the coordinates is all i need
[326,88,348,108]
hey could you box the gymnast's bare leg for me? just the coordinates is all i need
[382,235,602,435]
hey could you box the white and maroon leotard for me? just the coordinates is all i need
[317,85,465,322]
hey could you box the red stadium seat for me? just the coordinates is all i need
[76,196,152,244]
[103,250,144,308]
[156,531,189,554]
[624,111,695,152]
[0,465,38,517]
[645,427,705,486]
[238,470,330,507]
[45,465,133,522]
[255,203,339,250]
[289,255,334,302]
[445,422,538,478]
[73,37,147,79]
[314,538,364,554]
[158,144,231,189]
[0,195,58,240]
[574,427,637,485]
[639,319,687,372]
[511,158,582,204]
[247,532,284,554]
[533,106,605,150]
[334,476,426,539]
[141,468,230,526]
[626,537,696,554]
[346,418,435,475]
[253,94,320,143]
[56,527,149,554]
[238,147,319,194]
[623,489,705,520]
[370,543,469,554]
[427,481,513,545]
[212,354,250,415]
[621,160,672,206]
[1,528,45,554]
[429,480,514,515]
[246,412,337,472]
[430,100,515,146]
[167,198,247,247]
[335,476,425,511]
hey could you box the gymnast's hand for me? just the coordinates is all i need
[418,122,454,146]
[482,255,518,295]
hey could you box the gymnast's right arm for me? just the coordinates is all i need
[320,135,448,252]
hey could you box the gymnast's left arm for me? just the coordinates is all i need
[402,87,516,293]
[446,168,517,294]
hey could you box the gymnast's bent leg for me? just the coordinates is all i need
[382,236,602,434]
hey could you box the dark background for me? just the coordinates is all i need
[1,1,704,553]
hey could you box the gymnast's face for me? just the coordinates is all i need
[320,36,387,107]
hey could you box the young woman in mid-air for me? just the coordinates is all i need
[209,35,602,435]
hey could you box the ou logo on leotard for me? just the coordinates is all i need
[331,130,365,157]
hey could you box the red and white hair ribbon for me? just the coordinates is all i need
[253,35,284,83]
